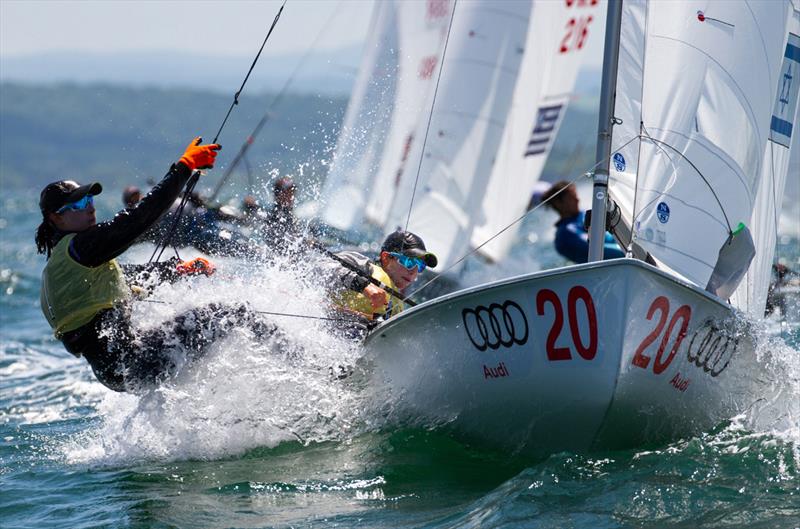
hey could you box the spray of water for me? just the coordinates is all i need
[61,250,383,466]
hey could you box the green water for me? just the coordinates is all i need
[1,190,799,529]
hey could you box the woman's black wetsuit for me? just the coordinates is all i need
[56,163,270,392]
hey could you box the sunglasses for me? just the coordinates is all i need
[389,252,426,272]
[56,195,94,214]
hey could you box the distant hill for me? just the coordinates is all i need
[0,82,348,199]
[0,47,363,96]
[0,80,607,208]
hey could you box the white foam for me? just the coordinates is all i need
[745,318,800,451]
[63,253,378,466]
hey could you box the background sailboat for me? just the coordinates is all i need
[320,0,450,233]
[385,0,601,276]
[320,0,598,279]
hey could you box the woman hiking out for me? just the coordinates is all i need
[36,137,276,393]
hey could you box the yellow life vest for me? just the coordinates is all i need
[335,264,404,320]
[40,234,130,338]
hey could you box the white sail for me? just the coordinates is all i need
[732,8,800,315]
[320,1,399,231]
[385,0,531,273]
[363,0,452,228]
[607,0,793,298]
[471,0,601,262]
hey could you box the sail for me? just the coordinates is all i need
[320,1,399,231]
[732,8,800,315]
[607,0,793,296]
[363,0,452,228]
[471,0,601,262]
[385,0,531,273]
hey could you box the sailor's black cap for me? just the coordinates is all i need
[381,229,438,268]
[40,180,102,215]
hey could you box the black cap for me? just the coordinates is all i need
[39,180,102,215]
[381,229,438,268]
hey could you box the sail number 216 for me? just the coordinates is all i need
[560,0,597,54]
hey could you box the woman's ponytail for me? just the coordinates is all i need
[35,218,56,257]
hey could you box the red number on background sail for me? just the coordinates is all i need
[560,19,577,53]
[427,0,449,20]
[575,16,593,49]
[536,289,571,361]
[418,56,438,80]
[560,16,593,54]
[631,296,670,369]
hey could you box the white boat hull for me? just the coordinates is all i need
[360,259,768,455]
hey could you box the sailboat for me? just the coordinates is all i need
[320,0,595,266]
[358,0,800,455]
[384,0,601,272]
[320,0,451,233]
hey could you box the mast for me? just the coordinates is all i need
[588,0,624,262]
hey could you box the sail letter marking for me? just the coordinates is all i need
[525,104,563,157]
[770,33,800,147]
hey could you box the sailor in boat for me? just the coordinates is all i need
[122,178,253,256]
[35,138,279,393]
[540,180,625,264]
[240,194,266,224]
[325,229,438,336]
[765,262,800,316]
[122,185,142,209]
[261,177,302,256]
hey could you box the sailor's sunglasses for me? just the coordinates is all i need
[56,195,94,214]
[389,252,426,272]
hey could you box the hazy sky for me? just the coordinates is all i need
[0,0,374,57]
[1,0,605,65]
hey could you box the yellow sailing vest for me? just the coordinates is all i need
[335,264,404,320]
[40,234,130,338]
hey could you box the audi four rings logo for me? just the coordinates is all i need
[461,300,529,351]
[685,319,739,377]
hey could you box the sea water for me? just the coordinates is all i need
[1,189,798,529]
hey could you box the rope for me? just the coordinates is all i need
[638,125,732,234]
[403,133,644,302]
[406,169,594,302]
[148,171,201,264]
[209,0,344,201]
[150,1,287,263]
[139,298,359,324]
[211,0,287,145]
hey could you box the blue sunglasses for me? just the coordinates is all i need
[56,194,94,214]
[389,252,426,272]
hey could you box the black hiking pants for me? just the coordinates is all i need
[61,302,275,393]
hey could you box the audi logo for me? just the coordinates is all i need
[686,319,739,377]
[461,300,529,351]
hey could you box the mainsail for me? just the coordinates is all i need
[363,1,452,228]
[322,0,450,231]
[606,0,797,314]
[383,0,531,272]
[320,1,399,231]
[471,0,601,262]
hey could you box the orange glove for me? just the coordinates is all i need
[179,137,221,170]
[176,257,216,277]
